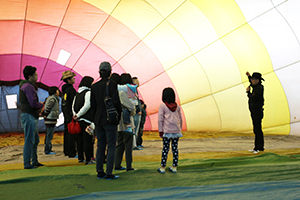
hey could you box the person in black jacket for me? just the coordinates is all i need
[61,71,77,157]
[246,72,265,154]
[91,62,122,180]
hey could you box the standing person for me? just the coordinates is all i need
[132,77,142,150]
[61,71,77,158]
[137,100,147,148]
[157,87,182,174]
[19,65,44,169]
[246,72,265,154]
[43,86,60,155]
[113,73,136,171]
[72,76,95,165]
[91,62,122,180]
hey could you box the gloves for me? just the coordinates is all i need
[159,132,164,138]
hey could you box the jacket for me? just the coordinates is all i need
[44,95,60,125]
[19,80,43,119]
[61,83,76,123]
[91,77,122,126]
[247,76,264,111]
[158,103,182,134]
[118,91,136,132]
[72,86,93,123]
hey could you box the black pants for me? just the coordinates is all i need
[77,121,94,162]
[63,123,77,157]
[251,109,264,151]
[136,126,143,146]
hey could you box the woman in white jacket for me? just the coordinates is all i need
[72,76,95,165]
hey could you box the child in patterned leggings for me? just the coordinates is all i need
[157,87,182,173]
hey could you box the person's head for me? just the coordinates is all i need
[79,76,94,88]
[162,87,175,104]
[120,73,133,85]
[48,86,60,96]
[251,72,264,85]
[132,77,139,86]
[61,71,76,84]
[99,62,112,78]
[23,65,38,83]
[110,73,120,84]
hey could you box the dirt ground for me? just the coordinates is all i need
[1,132,300,165]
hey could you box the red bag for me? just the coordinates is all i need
[68,119,81,134]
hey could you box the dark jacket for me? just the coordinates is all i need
[19,80,43,119]
[61,83,76,123]
[43,95,60,126]
[247,76,264,112]
[91,77,122,126]
[73,88,93,122]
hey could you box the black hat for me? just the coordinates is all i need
[252,72,264,81]
[99,62,111,72]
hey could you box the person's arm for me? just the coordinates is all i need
[178,105,183,130]
[72,96,76,116]
[119,91,135,112]
[90,86,96,121]
[110,81,122,117]
[44,97,55,116]
[23,84,43,109]
[158,104,164,138]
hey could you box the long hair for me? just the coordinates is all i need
[120,73,133,85]
[110,73,121,84]
[79,76,94,88]
[162,87,175,104]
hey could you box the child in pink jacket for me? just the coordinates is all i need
[157,87,182,173]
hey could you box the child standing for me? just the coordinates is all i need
[157,87,182,173]
[43,86,60,155]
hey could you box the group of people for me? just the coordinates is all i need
[19,63,265,178]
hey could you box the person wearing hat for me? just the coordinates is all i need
[61,70,77,158]
[91,61,122,180]
[246,71,265,154]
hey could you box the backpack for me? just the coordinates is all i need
[104,80,119,124]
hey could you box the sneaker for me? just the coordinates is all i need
[169,166,177,173]
[97,171,106,179]
[45,152,56,155]
[24,165,36,169]
[78,160,86,163]
[91,157,96,161]
[157,167,165,174]
[33,162,44,167]
[137,145,144,148]
[248,149,255,152]
[123,127,134,135]
[115,167,126,170]
[126,168,135,171]
[133,147,143,150]
[253,150,260,154]
[86,160,96,165]
[106,174,119,180]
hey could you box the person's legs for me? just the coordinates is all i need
[137,127,144,147]
[77,132,84,161]
[171,138,179,167]
[161,137,170,168]
[115,131,125,169]
[45,126,54,154]
[21,113,36,168]
[68,132,77,157]
[104,124,117,175]
[63,123,69,156]
[95,125,106,173]
[123,133,133,169]
[252,110,264,151]
[31,122,40,165]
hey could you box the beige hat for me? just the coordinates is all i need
[61,70,76,81]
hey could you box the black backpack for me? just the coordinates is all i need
[104,80,119,124]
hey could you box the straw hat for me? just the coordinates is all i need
[61,70,76,81]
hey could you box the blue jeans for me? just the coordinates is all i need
[45,126,54,154]
[95,124,117,175]
[20,113,40,168]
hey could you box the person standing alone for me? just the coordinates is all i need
[246,72,265,154]
[19,65,44,169]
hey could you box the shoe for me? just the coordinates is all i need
[157,167,165,174]
[137,145,144,148]
[253,150,260,154]
[248,149,255,152]
[97,171,106,179]
[169,166,177,173]
[45,152,56,155]
[133,147,143,150]
[86,160,96,165]
[75,155,78,158]
[106,174,119,180]
[33,162,44,167]
[123,127,134,135]
[115,167,126,170]
[24,165,36,169]
[78,160,86,163]
[126,168,135,171]
[91,157,96,161]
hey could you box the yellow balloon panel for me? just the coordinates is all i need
[147,0,185,19]
[194,40,242,93]
[84,0,120,15]
[167,0,219,54]
[143,20,191,70]
[261,72,290,134]
[166,56,211,104]
[214,85,252,132]
[222,24,274,83]
[182,96,221,132]
[190,0,246,38]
